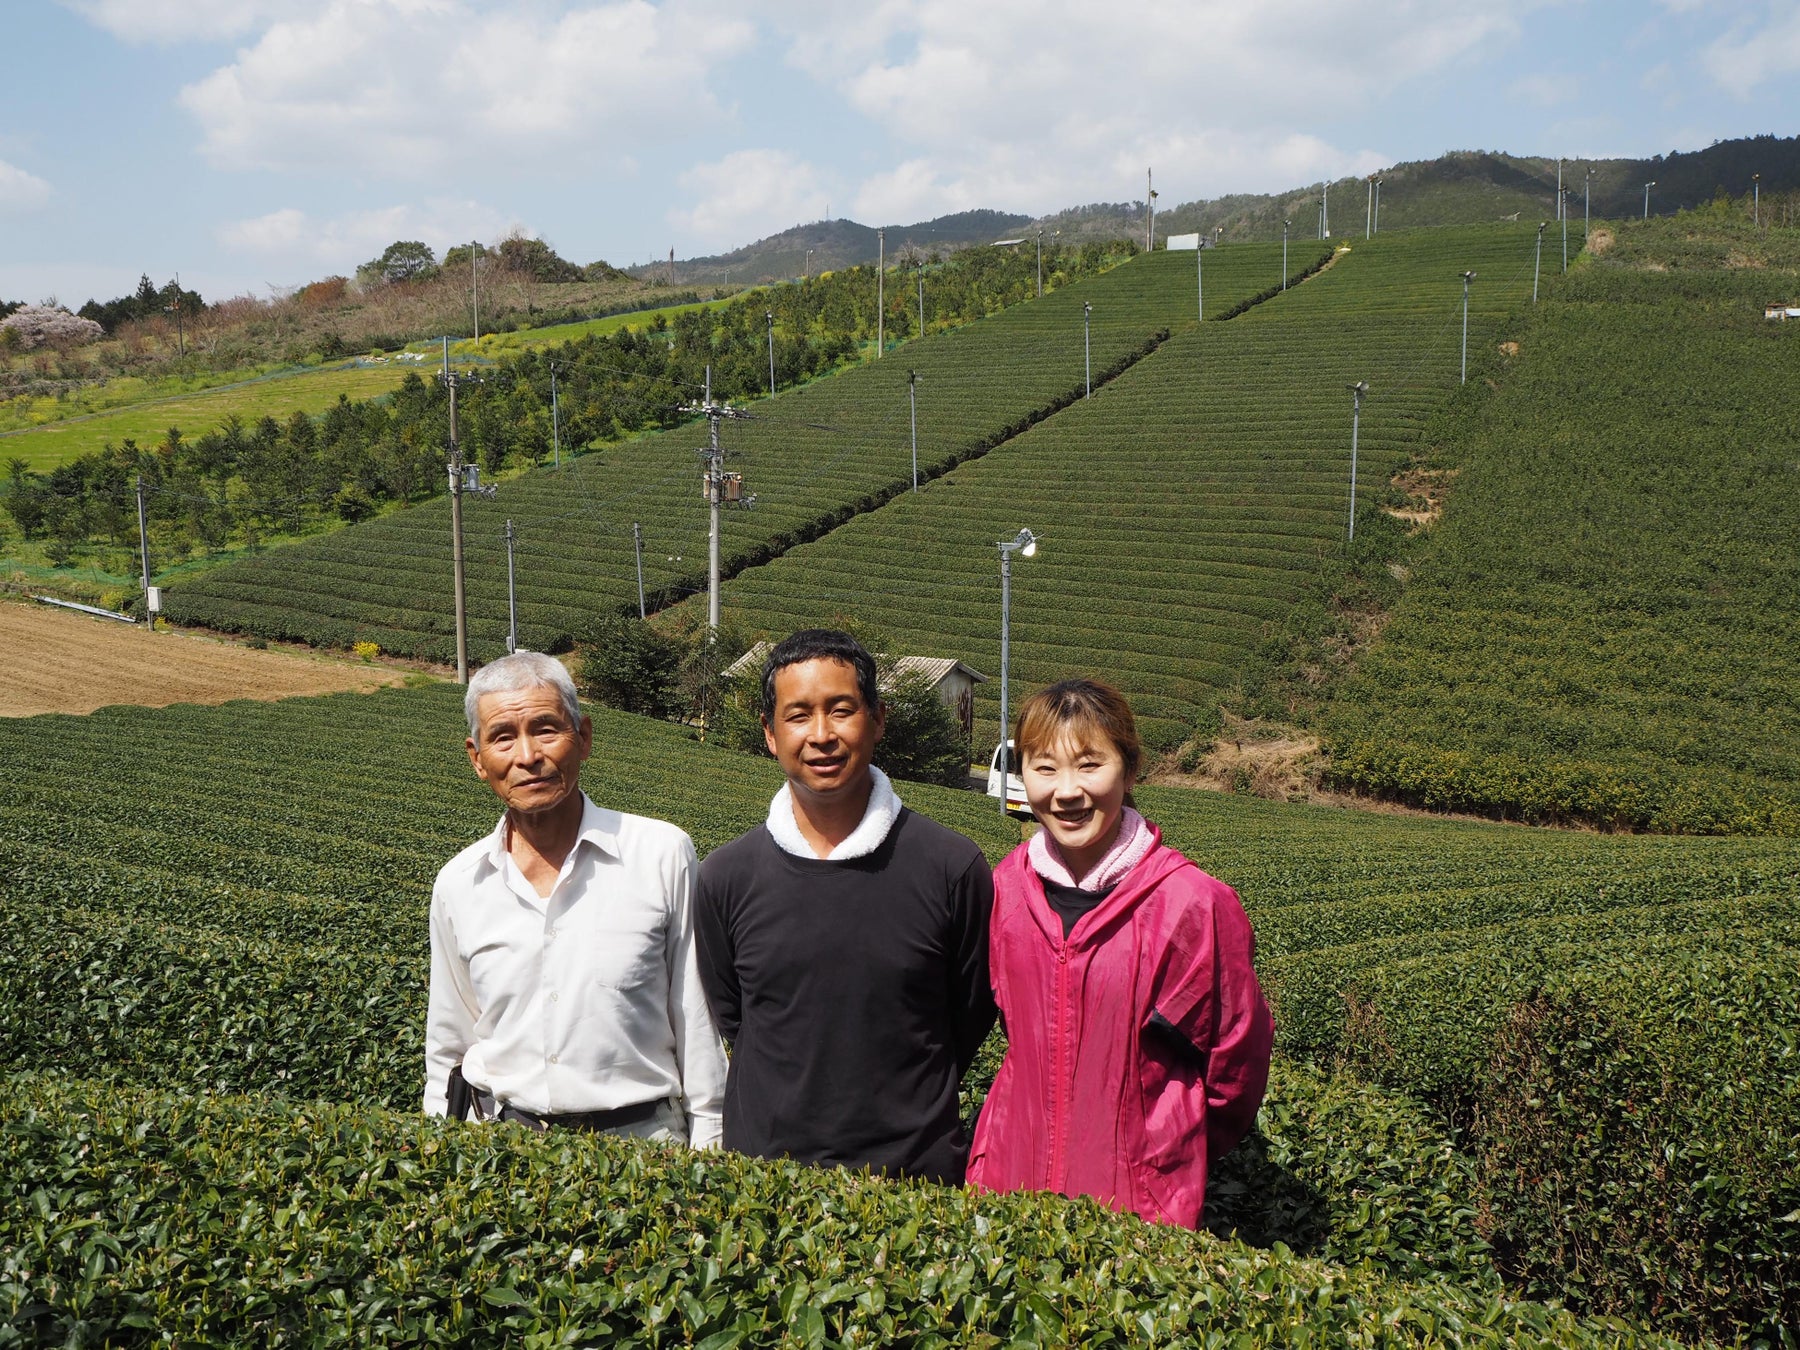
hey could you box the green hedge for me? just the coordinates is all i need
[1323,737,1800,836]
[1329,933,1800,1343]
[0,1075,1676,1348]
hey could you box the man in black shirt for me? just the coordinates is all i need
[694,629,996,1182]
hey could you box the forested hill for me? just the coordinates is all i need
[627,210,1032,286]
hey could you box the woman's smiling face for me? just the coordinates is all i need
[1023,730,1129,882]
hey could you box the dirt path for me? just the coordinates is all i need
[0,601,417,717]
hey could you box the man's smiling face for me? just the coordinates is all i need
[762,656,885,805]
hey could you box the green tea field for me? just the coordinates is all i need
[1321,217,1800,834]
[6,684,1791,1342]
[161,242,1313,661]
[710,224,1541,750]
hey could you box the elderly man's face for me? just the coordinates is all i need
[466,685,592,816]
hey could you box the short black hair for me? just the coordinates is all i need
[760,629,881,721]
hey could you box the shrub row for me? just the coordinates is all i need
[715,224,1546,751]
[1324,730,1800,835]
[1321,217,1800,832]
[1325,931,1800,1343]
[166,246,1290,661]
[0,1072,1679,1348]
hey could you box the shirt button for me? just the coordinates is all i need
[549,1054,559,1064]
[549,993,559,1003]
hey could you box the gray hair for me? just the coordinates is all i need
[464,651,582,739]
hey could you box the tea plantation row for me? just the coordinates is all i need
[163,244,1309,661]
[1321,216,1800,834]
[5,1071,1673,1348]
[3,685,1796,1340]
[707,224,1547,752]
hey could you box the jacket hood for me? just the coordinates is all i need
[1000,824,1194,948]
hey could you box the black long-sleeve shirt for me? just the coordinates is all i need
[694,808,996,1183]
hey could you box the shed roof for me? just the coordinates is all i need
[722,641,988,686]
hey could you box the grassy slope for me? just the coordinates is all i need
[162,245,1302,660]
[1322,215,1800,833]
[0,299,731,472]
[0,364,408,471]
[708,223,1542,751]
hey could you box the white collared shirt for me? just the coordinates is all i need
[424,793,727,1147]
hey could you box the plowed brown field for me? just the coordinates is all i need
[0,601,416,717]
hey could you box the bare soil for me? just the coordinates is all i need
[0,601,416,717]
[1382,465,1459,532]
[1153,714,1323,801]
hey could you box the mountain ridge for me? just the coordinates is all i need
[636,134,1800,284]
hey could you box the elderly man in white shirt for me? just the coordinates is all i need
[424,650,726,1146]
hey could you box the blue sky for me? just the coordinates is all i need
[5,0,1800,306]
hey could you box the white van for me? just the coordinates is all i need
[985,740,1034,819]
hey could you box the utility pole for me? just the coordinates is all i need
[549,362,560,467]
[684,366,754,633]
[166,272,186,362]
[766,311,775,396]
[1322,180,1330,238]
[1346,381,1367,542]
[1460,271,1476,384]
[1146,168,1157,252]
[1556,157,1563,220]
[1374,178,1382,233]
[877,227,885,357]
[1282,220,1290,290]
[1534,222,1546,303]
[1083,302,1092,398]
[1754,172,1761,227]
[1197,245,1203,323]
[135,473,153,631]
[470,243,480,342]
[1367,177,1375,239]
[440,349,489,684]
[1643,180,1656,219]
[1561,190,1569,273]
[503,518,518,653]
[908,370,919,493]
[632,522,646,619]
[447,373,469,682]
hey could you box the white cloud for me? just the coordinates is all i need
[1701,7,1800,89]
[670,150,835,247]
[760,0,1562,222]
[58,0,309,44]
[217,199,517,273]
[175,0,754,175]
[0,159,53,214]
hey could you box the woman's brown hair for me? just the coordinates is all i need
[1013,679,1142,800]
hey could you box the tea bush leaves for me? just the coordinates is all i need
[1322,216,1800,833]
[3,686,1796,1341]
[707,224,1544,752]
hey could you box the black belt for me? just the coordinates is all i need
[498,1098,669,1133]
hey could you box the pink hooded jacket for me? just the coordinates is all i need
[967,828,1273,1228]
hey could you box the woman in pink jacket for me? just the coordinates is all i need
[967,679,1272,1229]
